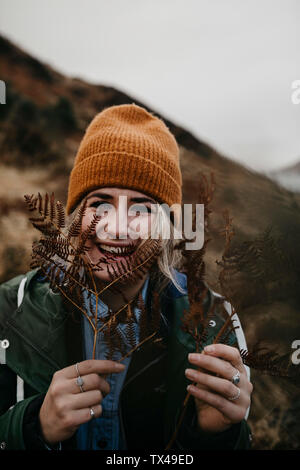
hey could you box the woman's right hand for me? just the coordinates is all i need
[39,359,126,445]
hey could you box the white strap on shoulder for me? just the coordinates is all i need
[16,276,27,402]
[222,300,250,381]
[210,290,251,420]
[17,276,27,308]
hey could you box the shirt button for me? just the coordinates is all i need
[97,440,107,449]
[0,442,6,450]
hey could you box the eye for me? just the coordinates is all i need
[90,201,113,215]
[128,204,151,216]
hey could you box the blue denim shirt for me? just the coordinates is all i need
[76,275,150,450]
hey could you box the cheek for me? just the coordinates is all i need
[144,213,157,236]
[129,215,152,237]
[81,211,95,232]
[148,214,156,233]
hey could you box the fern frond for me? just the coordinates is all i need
[125,317,137,350]
[240,346,295,378]
[56,201,65,228]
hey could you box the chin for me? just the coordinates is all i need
[84,245,140,287]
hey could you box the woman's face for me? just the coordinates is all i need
[81,187,158,283]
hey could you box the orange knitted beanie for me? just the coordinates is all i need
[66,103,182,215]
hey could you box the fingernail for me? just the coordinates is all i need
[188,353,198,360]
[185,368,197,378]
[115,363,126,370]
[204,345,215,353]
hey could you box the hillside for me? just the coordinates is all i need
[0,35,300,449]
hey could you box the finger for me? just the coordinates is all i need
[185,368,242,401]
[203,344,245,373]
[188,353,240,381]
[70,389,103,410]
[187,385,247,423]
[60,360,126,379]
[69,373,110,396]
[69,404,103,428]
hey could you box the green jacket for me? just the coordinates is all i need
[0,268,251,450]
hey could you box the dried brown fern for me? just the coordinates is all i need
[24,181,299,451]
[240,345,289,378]
[24,192,164,362]
[216,214,299,379]
[165,173,299,449]
[175,173,217,351]
[166,173,222,448]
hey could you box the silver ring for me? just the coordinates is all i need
[90,407,95,419]
[75,363,84,393]
[231,370,240,386]
[228,387,241,401]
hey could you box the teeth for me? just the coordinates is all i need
[99,244,132,255]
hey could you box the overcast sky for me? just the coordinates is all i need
[0,0,299,172]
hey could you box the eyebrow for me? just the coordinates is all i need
[86,192,157,204]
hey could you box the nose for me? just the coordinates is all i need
[110,205,129,239]
[96,204,129,240]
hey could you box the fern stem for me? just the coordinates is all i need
[96,301,132,334]
[212,309,236,344]
[46,255,96,297]
[92,327,97,360]
[118,331,157,362]
[39,266,96,332]
[165,393,192,450]
[95,249,158,296]
[166,311,236,450]
[85,258,99,359]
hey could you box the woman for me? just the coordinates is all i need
[0,104,252,450]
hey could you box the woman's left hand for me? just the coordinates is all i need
[185,344,253,433]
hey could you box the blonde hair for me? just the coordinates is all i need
[135,202,185,294]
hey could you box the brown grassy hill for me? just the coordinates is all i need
[0,35,300,449]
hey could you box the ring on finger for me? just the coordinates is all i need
[90,407,96,419]
[75,363,85,393]
[231,369,240,386]
[228,387,241,401]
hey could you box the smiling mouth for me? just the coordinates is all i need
[96,243,137,261]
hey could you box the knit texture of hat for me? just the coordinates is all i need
[66,103,182,215]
